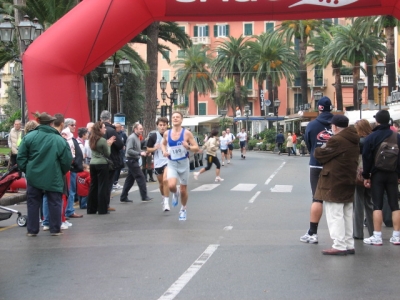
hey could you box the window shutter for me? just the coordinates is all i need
[205,25,209,36]
[214,25,217,37]
[185,95,189,107]
[194,26,198,37]
[226,25,230,36]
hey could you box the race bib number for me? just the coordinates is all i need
[169,144,187,160]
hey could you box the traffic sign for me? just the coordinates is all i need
[265,100,271,106]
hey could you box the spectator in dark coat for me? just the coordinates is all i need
[275,131,284,154]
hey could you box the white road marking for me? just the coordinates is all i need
[231,184,256,191]
[223,226,233,231]
[270,185,293,193]
[192,184,220,191]
[248,191,261,203]
[158,244,219,300]
[265,162,286,185]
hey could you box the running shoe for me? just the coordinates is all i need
[43,225,49,231]
[163,198,170,212]
[363,235,383,245]
[172,189,180,207]
[300,232,318,244]
[222,162,224,166]
[179,209,187,221]
[389,236,400,245]
[61,223,69,230]
[193,172,199,180]
[215,177,224,182]
[228,160,230,164]
[64,220,73,227]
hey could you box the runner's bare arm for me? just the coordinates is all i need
[183,131,199,153]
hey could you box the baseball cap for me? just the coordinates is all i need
[317,96,333,112]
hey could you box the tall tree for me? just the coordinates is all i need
[171,44,215,115]
[211,35,248,110]
[307,29,345,111]
[325,23,386,107]
[214,78,248,113]
[244,32,298,113]
[278,20,324,105]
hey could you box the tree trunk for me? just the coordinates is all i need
[367,61,374,102]
[333,66,343,111]
[299,38,308,104]
[352,62,360,108]
[193,86,198,115]
[385,26,396,97]
[234,73,241,108]
[144,22,159,136]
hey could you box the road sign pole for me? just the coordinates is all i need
[95,83,99,121]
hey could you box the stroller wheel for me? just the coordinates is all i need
[17,215,27,227]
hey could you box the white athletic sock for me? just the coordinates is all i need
[393,231,400,238]
[373,231,382,237]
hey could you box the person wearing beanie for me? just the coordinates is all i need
[314,115,359,255]
[362,110,400,246]
[300,96,334,244]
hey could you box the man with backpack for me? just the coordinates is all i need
[362,110,400,246]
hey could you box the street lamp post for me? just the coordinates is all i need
[244,105,250,135]
[273,99,281,153]
[160,77,179,123]
[118,57,132,114]
[376,60,386,111]
[357,79,365,119]
[0,15,43,126]
[104,58,115,112]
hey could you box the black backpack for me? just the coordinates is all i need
[374,132,399,172]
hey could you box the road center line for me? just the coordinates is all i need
[248,191,261,203]
[158,244,219,300]
[265,161,286,185]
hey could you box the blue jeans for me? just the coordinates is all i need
[79,196,87,209]
[42,194,49,226]
[65,172,77,217]
[292,144,297,155]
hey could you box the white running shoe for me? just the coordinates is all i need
[215,177,224,182]
[222,162,224,166]
[43,225,49,231]
[61,222,69,230]
[193,172,199,180]
[179,209,187,221]
[389,236,400,245]
[172,189,180,207]
[64,220,73,227]
[299,232,318,244]
[228,160,230,164]
[363,235,383,245]
[163,198,170,212]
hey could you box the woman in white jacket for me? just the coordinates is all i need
[193,129,224,182]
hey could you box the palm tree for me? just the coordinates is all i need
[214,78,248,113]
[244,32,298,113]
[278,20,325,104]
[211,35,248,110]
[137,21,191,134]
[307,29,345,111]
[171,44,215,115]
[324,23,386,107]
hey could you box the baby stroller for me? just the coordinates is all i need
[0,165,27,227]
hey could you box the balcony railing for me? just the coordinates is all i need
[291,78,327,88]
[341,75,388,86]
[287,103,312,115]
[191,37,210,45]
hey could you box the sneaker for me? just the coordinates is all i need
[163,199,170,212]
[43,225,50,231]
[300,232,318,244]
[363,235,383,245]
[222,162,224,166]
[26,233,37,237]
[243,156,246,159]
[113,183,123,189]
[228,160,230,164]
[61,223,69,230]
[51,232,64,236]
[389,236,400,245]
[193,172,199,180]
[64,221,73,227]
[179,209,187,221]
[111,189,116,193]
[241,154,243,158]
[172,189,180,207]
[215,177,224,182]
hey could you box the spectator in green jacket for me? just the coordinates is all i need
[17,112,72,236]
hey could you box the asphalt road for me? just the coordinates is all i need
[0,151,399,300]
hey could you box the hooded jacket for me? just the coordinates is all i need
[314,126,359,203]
[362,124,400,179]
[304,112,333,166]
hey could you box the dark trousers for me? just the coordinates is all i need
[9,154,17,168]
[27,183,62,234]
[370,171,399,211]
[108,169,116,202]
[87,164,109,214]
[120,158,148,200]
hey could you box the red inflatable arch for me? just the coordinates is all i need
[23,0,400,126]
